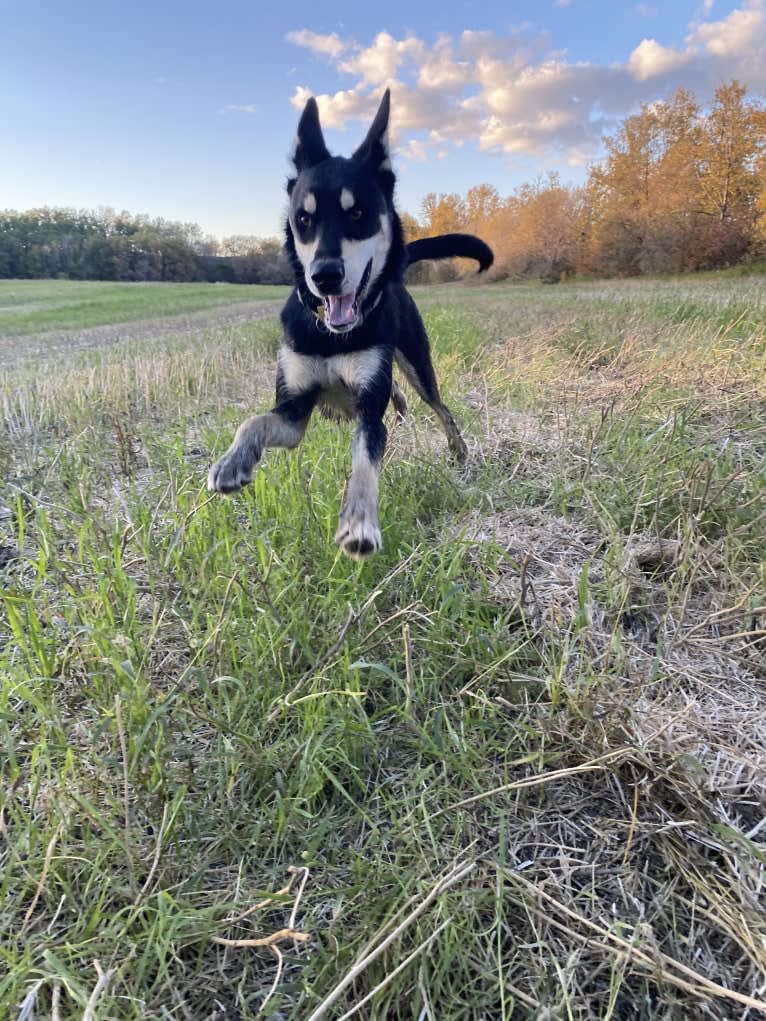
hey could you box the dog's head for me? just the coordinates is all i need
[285,90,401,334]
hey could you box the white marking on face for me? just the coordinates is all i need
[340,187,355,211]
[292,205,391,323]
[340,213,392,295]
[291,220,320,282]
[303,191,316,214]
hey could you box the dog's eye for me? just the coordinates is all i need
[349,207,363,221]
[297,212,312,228]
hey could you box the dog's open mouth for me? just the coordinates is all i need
[323,260,372,329]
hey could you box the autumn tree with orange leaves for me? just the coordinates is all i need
[406,81,766,282]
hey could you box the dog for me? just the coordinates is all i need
[208,89,493,558]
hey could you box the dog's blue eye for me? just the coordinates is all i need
[349,207,363,221]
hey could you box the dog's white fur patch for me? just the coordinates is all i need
[279,346,383,396]
[339,213,391,296]
[303,191,317,215]
[292,232,320,275]
[340,188,355,211]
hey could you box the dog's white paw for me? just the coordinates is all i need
[207,442,260,494]
[335,503,382,559]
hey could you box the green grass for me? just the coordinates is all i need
[0,279,288,337]
[1,278,765,1019]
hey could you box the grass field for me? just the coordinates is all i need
[1,276,765,1020]
[0,279,288,338]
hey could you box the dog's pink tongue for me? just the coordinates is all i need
[326,293,356,327]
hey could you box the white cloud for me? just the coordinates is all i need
[289,86,373,128]
[687,0,764,56]
[285,29,348,59]
[397,139,429,161]
[416,35,474,92]
[628,38,691,79]
[338,31,425,86]
[223,104,258,114]
[285,3,766,166]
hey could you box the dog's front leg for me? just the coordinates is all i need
[335,405,387,559]
[208,388,318,494]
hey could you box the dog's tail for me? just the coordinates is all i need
[406,233,493,273]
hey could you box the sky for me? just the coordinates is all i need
[3,0,765,240]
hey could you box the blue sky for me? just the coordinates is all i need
[3,0,763,239]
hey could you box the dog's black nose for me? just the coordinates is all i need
[310,258,344,294]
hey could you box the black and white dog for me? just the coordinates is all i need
[208,90,493,558]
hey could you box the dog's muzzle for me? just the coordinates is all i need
[310,257,344,294]
[312,259,373,331]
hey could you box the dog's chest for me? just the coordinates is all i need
[279,346,382,417]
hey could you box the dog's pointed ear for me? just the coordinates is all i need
[291,96,331,173]
[353,89,391,169]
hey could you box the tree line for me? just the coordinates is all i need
[406,81,766,282]
[0,208,292,284]
[2,81,765,286]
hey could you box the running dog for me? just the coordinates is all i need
[208,89,493,558]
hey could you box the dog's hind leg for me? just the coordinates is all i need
[394,347,468,463]
[391,380,408,421]
[208,387,318,494]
